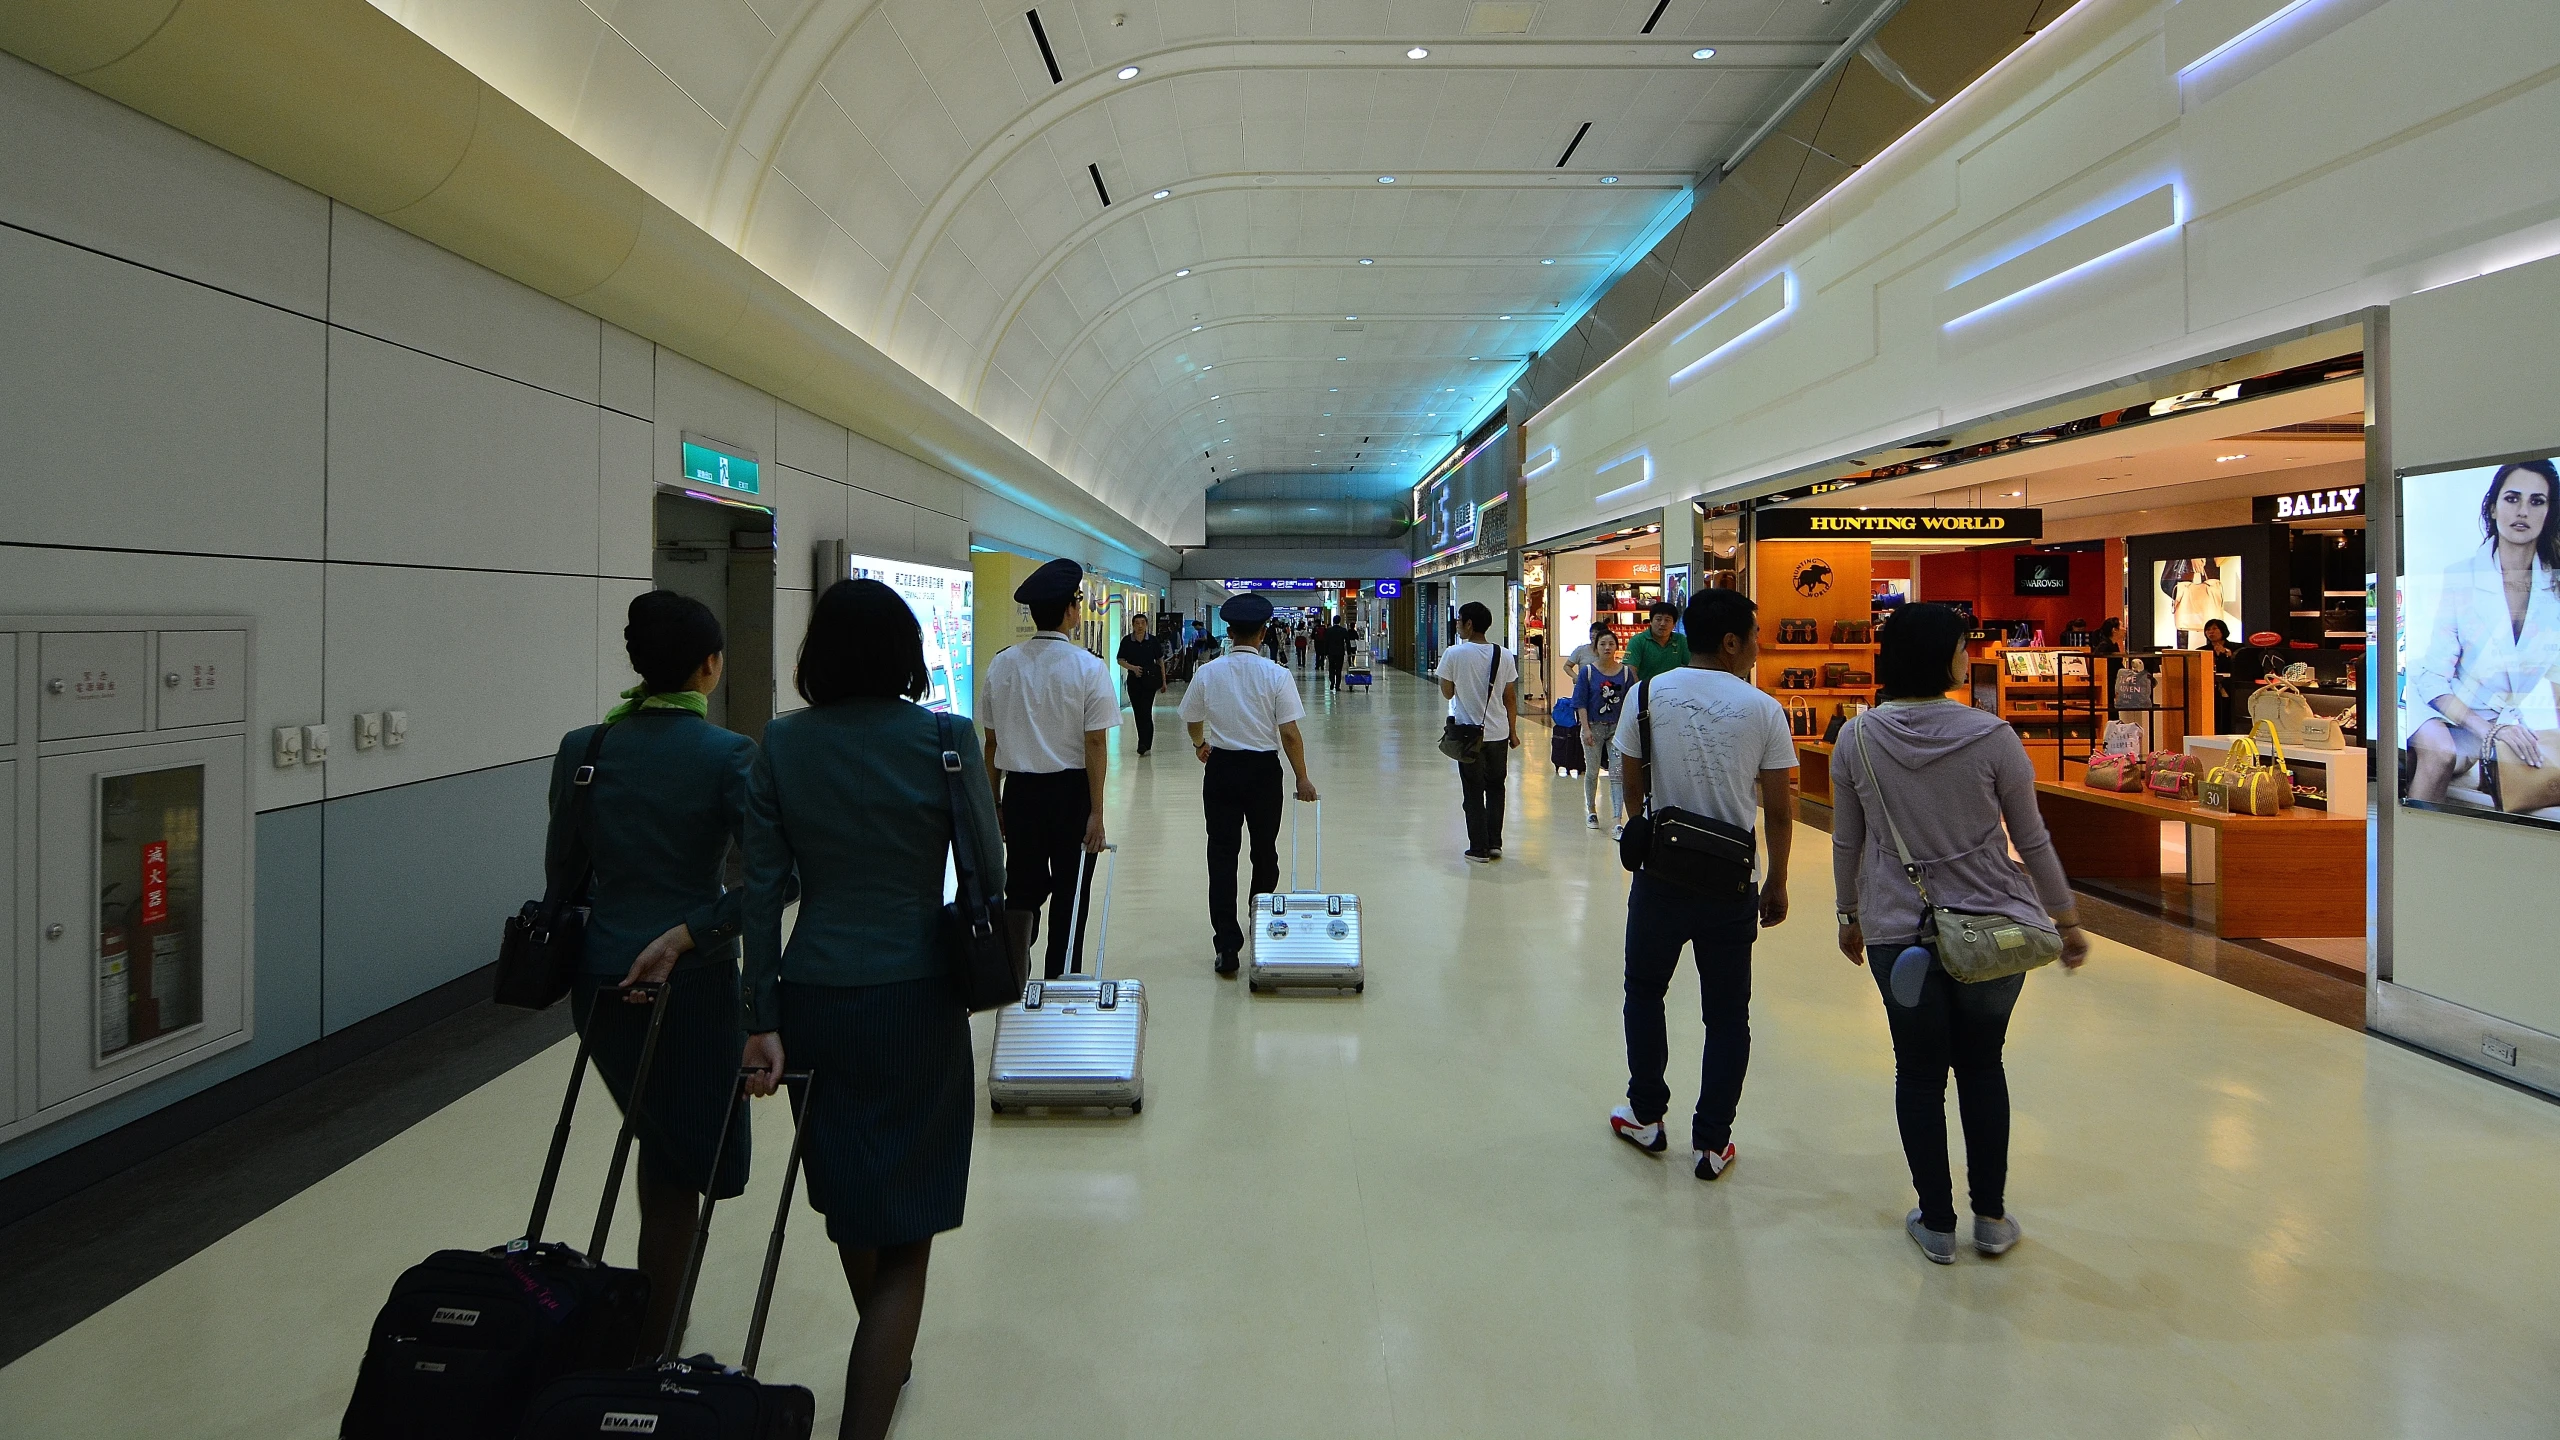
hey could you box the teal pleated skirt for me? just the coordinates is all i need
[779,976,975,1249]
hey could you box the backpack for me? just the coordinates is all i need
[1553,693,1581,728]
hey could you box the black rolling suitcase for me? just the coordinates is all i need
[340,983,675,1440]
[514,1068,818,1439]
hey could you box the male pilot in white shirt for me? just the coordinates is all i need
[1181,593,1319,975]
[982,558,1120,977]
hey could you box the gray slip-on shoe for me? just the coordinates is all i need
[1907,1208,1956,1265]
[1973,1213,2021,1256]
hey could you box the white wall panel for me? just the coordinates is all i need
[846,486,919,561]
[596,577,652,717]
[655,349,777,485]
[913,509,970,566]
[0,52,328,318]
[777,402,849,483]
[601,324,655,419]
[0,546,325,814]
[776,466,849,591]
[0,227,326,560]
[772,586,811,715]
[325,333,601,575]
[326,206,602,404]
[599,411,657,581]
[322,564,598,799]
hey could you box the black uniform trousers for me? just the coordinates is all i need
[1001,768,1093,977]
[1458,743,1509,852]
[1203,748,1283,959]
[1127,678,1160,753]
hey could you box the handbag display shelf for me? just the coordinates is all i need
[1969,644,2203,785]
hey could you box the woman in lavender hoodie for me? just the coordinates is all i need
[1831,604,2090,1265]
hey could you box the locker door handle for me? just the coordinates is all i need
[45,924,64,941]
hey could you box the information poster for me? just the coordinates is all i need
[2398,457,2560,829]
[848,554,975,716]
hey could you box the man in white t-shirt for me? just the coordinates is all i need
[981,558,1121,977]
[1608,588,1796,1181]
[1181,593,1320,974]
[1433,601,1520,861]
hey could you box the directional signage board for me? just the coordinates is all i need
[680,434,761,496]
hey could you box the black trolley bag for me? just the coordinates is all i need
[514,1068,819,1440]
[340,983,676,1439]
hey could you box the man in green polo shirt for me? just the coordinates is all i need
[1624,600,1691,679]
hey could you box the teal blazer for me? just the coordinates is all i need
[545,710,757,979]
[743,700,1006,1030]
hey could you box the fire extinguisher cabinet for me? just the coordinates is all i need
[2,615,254,1141]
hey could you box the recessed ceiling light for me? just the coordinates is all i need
[1330,388,1339,392]
[1407,46,1429,59]
[1152,189,1172,200]
[2006,491,2023,497]
[1217,418,1226,422]
[1692,47,1716,60]
[1322,413,1331,416]
[1336,356,1348,361]
[1427,412,1436,417]
[1499,314,1511,320]
[1359,258,1374,265]
[1200,364,1212,371]
[1540,258,1555,265]
[1377,176,1396,184]
[1599,176,1618,184]
[2216,453,2249,462]
[1470,356,1479,360]
[1346,315,1358,320]
[1117,65,1141,79]
[1191,325,1203,331]
[1210,395,1219,400]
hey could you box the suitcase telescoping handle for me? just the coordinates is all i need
[660,1066,814,1373]
[1288,798,1321,893]
[520,979,672,1252]
[1062,840,1119,980]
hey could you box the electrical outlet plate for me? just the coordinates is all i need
[272,726,302,768]
[384,710,407,746]
[303,723,331,764]
[353,711,381,750]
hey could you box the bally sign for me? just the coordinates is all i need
[2255,485,2364,522]
[1755,507,2041,541]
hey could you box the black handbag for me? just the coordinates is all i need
[937,714,1030,1012]
[1616,677,1757,897]
[1436,642,1505,763]
[496,723,614,1010]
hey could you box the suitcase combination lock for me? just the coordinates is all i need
[1328,919,1350,940]
[1267,919,1288,938]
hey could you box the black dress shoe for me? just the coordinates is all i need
[1214,952,1240,975]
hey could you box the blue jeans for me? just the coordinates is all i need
[1622,871,1759,1152]
[1866,944,2023,1231]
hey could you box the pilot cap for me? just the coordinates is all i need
[1219,592,1275,628]
[1013,557,1084,605]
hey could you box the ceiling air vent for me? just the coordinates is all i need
[1638,0,1672,34]
[1026,10,1063,84]
[1468,2,1539,33]
[1556,122,1591,168]
[1088,163,1112,207]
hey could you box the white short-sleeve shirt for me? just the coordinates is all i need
[1179,651,1304,752]
[981,633,1120,773]
[1433,639,1520,741]
[1614,666,1798,831]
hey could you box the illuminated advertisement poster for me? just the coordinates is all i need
[2399,456,2560,831]
[849,554,975,715]
[2150,556,2242,647]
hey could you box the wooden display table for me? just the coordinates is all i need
[1797,740,1835,803]
[2031,781,2362,939]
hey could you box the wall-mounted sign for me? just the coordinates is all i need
[680,433,761,496]
[1755,507,2041,540]
[1372,579,1404,598]
[2014,553,2071,595]
[2254,485,2364,523]
[1228,578,1328,592]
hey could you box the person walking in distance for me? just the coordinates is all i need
[1181,593,1320,975]
[1117,612,1166,757]
[1625,600,1691,680]
[1324,611,1354,692]
[1608,589,1797,1180]
[1435,601,1520,862]
[1831,603,2088,1264]
[980,558,1118,977]
[1575,630,1635,834]
[1294,625,1310,669]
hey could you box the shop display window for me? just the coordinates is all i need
[2150,556,2243,647]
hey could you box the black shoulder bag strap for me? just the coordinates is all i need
[547,722,615,911]
[937,713,993,926]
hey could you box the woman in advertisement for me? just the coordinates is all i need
[2406,460,2560,804]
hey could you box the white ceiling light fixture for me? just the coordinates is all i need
[1117,65,1141,79]
[1692,47,1717,60]
[1336,356,1348,361]
[1359,258,1374,265]
[2216,453,2250,462]
[1377,176,1397,184]
[1408,46,1430,59]
[1191,325,1203,331]
[1174,268,1190,277]
[1599,176,1619,184]
[1540,258,1556,265]
[1499,314,1511,320]
[1152,189,1172,200]
[1346,315,1358,320]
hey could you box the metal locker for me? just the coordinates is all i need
[38,632,148,740]
[153,630,248,730]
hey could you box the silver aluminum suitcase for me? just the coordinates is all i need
[1248,801,1364,994]
[987,843,1144,1114]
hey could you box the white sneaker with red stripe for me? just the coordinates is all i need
[1693,1142,1736,1180]
[1608,1104,1665,1154]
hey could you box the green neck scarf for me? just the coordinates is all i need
[603,686,710,724]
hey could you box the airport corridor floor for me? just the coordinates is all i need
[5,666,2557,1438]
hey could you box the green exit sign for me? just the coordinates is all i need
[681,435,760,496]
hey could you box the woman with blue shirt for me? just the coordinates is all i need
[544,590,759,1355]
[742,578,1006,1440]
[1575,631,1635,834]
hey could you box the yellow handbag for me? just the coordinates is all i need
[2198,734,2252,813]
[2233,720,2295,814]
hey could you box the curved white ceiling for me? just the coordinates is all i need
[368,0,1867,540]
